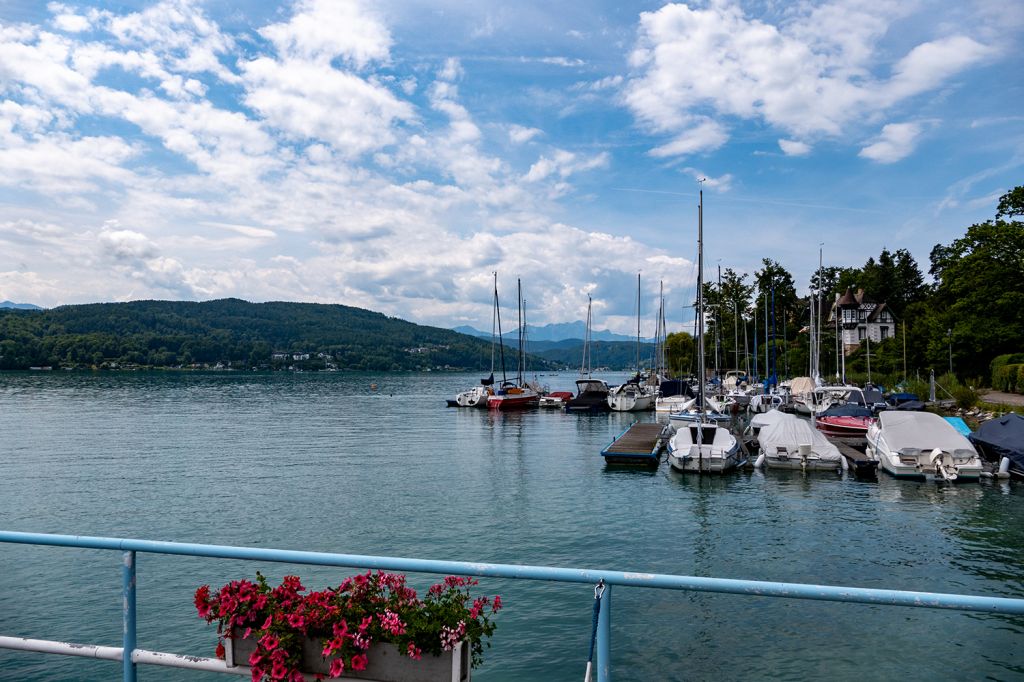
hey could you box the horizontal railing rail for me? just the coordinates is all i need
[3,530,1024,682]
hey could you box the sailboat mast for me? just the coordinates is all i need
[636,273,641,374]
[516,278,523,385]
[697,185,705,412]
[495,275,507,384]
[490,272,497,375]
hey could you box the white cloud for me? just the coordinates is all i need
[258,0,392,68]
[509,125,542,144]
[779,139,811,156]
[858,122,925,163]
[624,1,996,157]
[649,120,727,158]
[524,149,609,183]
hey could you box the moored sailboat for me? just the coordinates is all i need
[608,273,657,412]
[487,278,540,410]
[667,183,742,474]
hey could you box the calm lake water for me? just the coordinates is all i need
[1,371,1023,681]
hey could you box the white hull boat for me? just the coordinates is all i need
[866,411,983,481]
[756,412,845,472]
[608,381,656,412]
[667,421,742,474]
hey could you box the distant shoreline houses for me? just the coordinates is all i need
[830,287,897,357]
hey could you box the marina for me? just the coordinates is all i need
[2,370,1023,681]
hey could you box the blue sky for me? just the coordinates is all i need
[0,0,1021,335]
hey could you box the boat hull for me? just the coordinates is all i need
[815,416,871,439]
[487,391,539,410]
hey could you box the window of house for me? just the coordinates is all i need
[880,326,889,340]
[858,327,866,341]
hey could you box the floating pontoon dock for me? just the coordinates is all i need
[601,422,668,465]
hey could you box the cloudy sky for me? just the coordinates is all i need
[0,0,1021,334]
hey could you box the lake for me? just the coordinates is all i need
[1,371,1023,681]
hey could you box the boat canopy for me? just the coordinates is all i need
[820,404,873,418]
[750,409,789,430]
[789,377,815,396]
[969,413,1024,462]
[575,379,608,393]
[876,411,977,454]
[758,414,842,462]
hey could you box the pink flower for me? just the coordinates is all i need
[261,615,273,630]
[287,613,305,629]
[271,661,289,680]
[248,651,263,666]
[329,657,345,677]
[406,642,422,660]
[259,633,279,651]
[291,671,305,682]
[351,654,369,671]
[492,595,503,612]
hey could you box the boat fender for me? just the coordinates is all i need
[754,453,765,468]
[840,455,848,472]
[998,457,1011,479]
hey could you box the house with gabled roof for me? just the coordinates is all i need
[830,288,897,356]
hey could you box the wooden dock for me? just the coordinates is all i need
[601,422,668,466]
[830,438,878,474]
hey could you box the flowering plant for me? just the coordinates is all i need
[195,571,502,681]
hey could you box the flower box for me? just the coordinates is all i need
[225,629,471,682]
[195,571,499,682]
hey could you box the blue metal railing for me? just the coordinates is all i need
[3,530,1024,682]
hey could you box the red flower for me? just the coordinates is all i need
[270,661,289,680]
[351,654,369,671]
[215,642,225,659]
[329,657,345,677]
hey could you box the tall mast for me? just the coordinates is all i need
[490,272,497,375]
[495,274,507,384]
[697,182,705,412]
[516,278,523,384]
[636,272,641,374]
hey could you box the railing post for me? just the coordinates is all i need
[597,583,611,682]
[122,550,137,682]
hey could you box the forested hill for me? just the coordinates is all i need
[0,298,557,372]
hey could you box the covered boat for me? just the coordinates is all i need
[866,411,983,481]
[757,413,845,471]
[969,413,1024,478]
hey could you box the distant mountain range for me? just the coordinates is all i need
[0,300,42,310]
[452,321,653,344]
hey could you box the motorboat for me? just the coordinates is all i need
[756,412,845,471]
[969,413,1024,478]
[539,391,573,408]
[607,374,656,412]
[744,408,789,444]
[565,296,611,413]
[815,404,874,439]
[866,411,983,481]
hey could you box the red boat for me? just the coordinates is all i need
[814,405,875,438]
[487,384,540,410]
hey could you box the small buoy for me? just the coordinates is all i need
[754,453,765,468]
[997,457,1011,479]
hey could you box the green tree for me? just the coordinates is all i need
[665,331,695,377]
[927,186,1024,377]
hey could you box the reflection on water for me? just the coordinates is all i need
[0,370,1023,681]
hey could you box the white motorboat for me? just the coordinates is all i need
[756,412,846,472]
[744,408,789,444]
[608,375,656,412]
[866,411,983,481]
